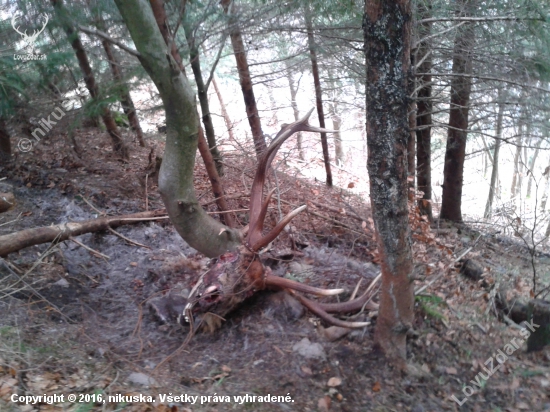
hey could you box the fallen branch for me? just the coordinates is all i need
[0,209,167,256]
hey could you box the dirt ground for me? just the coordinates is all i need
[1,128,550,412]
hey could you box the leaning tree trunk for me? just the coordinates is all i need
[212,76,236,142]
[439,0,477,222]
[52,0,129,159]
[414,1,433,221]
[100,30,146,147]
[363,0,414,365]
[285,63,304,160]
[305,9,333,187]
[221,0,266,157]
[484,88,504,219]
[183,19,224,175]
[125,0,241,256]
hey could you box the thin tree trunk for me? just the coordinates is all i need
[305,9,333,187]
[285,63,304,160]
[100,35,146,147]
[212,76,236,142]
[196,124,235,227]
[526,130,541,199]
[52,0,129,159]
[149,0,232,223]
[364,0,414,365]
[511,126,523,199]
[331,110,344,167]
[183,21,224,175]
[0,118,11,157]
[440,0,477,222]
[484,88,504,218]
[220,0,266,157]
[415,1,433,221]
[540,164,550,211]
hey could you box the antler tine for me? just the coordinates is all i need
[247,108,336,247]
[289,291,370,329]
[318,291,379,313]
[265,273,344,296]
[253,187,276,237]
[251,205,306,251]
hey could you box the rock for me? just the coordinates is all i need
[127,372,157,387]
[292,338,326,360]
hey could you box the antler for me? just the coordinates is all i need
[11,15,27,37]
[246,108,335,250]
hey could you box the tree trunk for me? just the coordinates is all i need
[220,0,266,157]
[511,126,523,200]
[331,111,344,167]
[414,1,433,221]
[52,0,129,160]
[0,118,11,157]
[196,124,235,227]
[541,164,550,211]
[183,20,224,176]
[136,0,240,256]
[363,0,414,365]
[306,9,333,187]
[212,76,236,142]
[439,0,477,222]
[484,88,504,219]
[526,131,541,199]
[100,34,146,147]
[285,63,304,160]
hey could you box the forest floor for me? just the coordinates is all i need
[1,127,550,412]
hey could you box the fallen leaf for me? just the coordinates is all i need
[347,182,355,188]
[445,367,457,375]
[372,381,381,392]
[221,365,231,373]
[301,365,312,376]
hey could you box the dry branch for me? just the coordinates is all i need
[0,209,167,256]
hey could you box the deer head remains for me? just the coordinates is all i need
[179,109,376,333]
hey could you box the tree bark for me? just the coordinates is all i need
[363,0,414,364]
[220,0,266,157]
[117,0,241,257]
[100,33,146,147]
[285,63,304,160]
[415,1,433,221]
[439,0,477,222]
[51,0,129,160]
[306,9,333,187]
[183,19,224,176]
[484,88,504,218]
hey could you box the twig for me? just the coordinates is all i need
[107,227,150,249]
[69,237,110,260]
[81,196,106,216]
[0,212,22,227]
